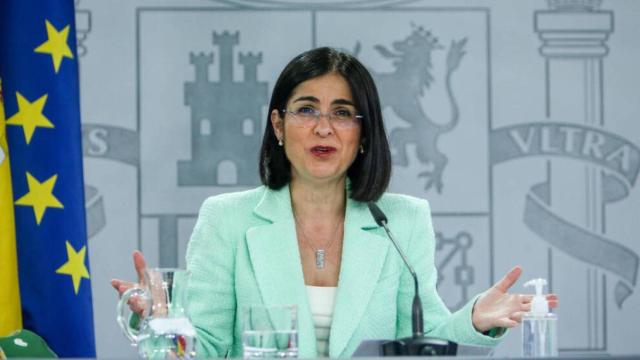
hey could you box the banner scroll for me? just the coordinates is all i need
[491,122,640,307]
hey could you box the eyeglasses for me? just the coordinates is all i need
[282,107,362,129]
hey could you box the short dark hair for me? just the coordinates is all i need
[259,47,391,202]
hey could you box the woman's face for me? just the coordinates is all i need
[271,72,362,185]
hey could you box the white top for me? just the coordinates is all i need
[306,285,337,357]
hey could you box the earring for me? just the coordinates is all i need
[278,139,284,147]
[360,144,365,154]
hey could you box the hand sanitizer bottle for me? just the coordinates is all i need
[522,278,557,357]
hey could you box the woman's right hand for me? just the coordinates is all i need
[111,250,148,315]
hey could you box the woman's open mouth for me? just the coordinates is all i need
[310,146,337,157]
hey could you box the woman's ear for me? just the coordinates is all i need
[270,109,283,140]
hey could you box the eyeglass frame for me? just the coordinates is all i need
[281,108,363,128]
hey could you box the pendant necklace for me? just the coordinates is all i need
[293,212,343,269]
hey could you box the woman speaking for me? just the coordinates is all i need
[112,47,557,358]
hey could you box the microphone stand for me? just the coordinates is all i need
[368,203,457,356]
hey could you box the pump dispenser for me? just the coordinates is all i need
[522,278,557,357]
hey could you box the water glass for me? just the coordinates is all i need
[242,305,298,358]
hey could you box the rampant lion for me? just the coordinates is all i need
[367,26,467,192]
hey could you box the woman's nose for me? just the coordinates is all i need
[313,115,334,137]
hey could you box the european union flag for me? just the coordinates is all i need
[0,0,96,357]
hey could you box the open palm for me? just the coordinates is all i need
[472,266,558,332]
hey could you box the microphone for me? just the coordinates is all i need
[368,202,423,337]
[367,202,457,356]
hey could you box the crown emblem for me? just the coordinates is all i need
[410,23,439,46]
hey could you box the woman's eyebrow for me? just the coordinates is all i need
[332,99,355,106]
[291,96,355,107]
[292,96,319,103]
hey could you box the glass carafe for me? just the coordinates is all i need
[117,268,197,359]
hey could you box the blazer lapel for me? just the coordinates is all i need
[329,198,389,357]
[245,185,317,358]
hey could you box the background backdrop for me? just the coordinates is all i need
[74,0,640,357]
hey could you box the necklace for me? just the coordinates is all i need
[293,212,343,269]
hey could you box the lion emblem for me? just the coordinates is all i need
[367,26,467,192]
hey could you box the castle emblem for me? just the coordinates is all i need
[179,31,268,186]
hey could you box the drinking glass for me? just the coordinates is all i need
[242,305,298,358]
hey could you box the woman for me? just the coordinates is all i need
[112,47,557,358]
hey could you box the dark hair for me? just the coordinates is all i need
[259,47,391,202]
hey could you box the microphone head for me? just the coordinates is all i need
[367,202,388,226]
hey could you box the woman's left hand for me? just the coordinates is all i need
[471,266,559,332]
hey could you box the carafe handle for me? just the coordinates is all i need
[117,286,151,344]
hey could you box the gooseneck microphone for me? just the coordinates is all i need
[367,202,424,338]
[367,202,457,356]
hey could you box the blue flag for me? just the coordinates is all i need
[0,0,96,357]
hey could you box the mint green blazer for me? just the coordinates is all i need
[185,184,500,358]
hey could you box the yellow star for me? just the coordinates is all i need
[15,172,64,225]
[56,241,90,295]
[34,20,74,73]
[6,92,54,144]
